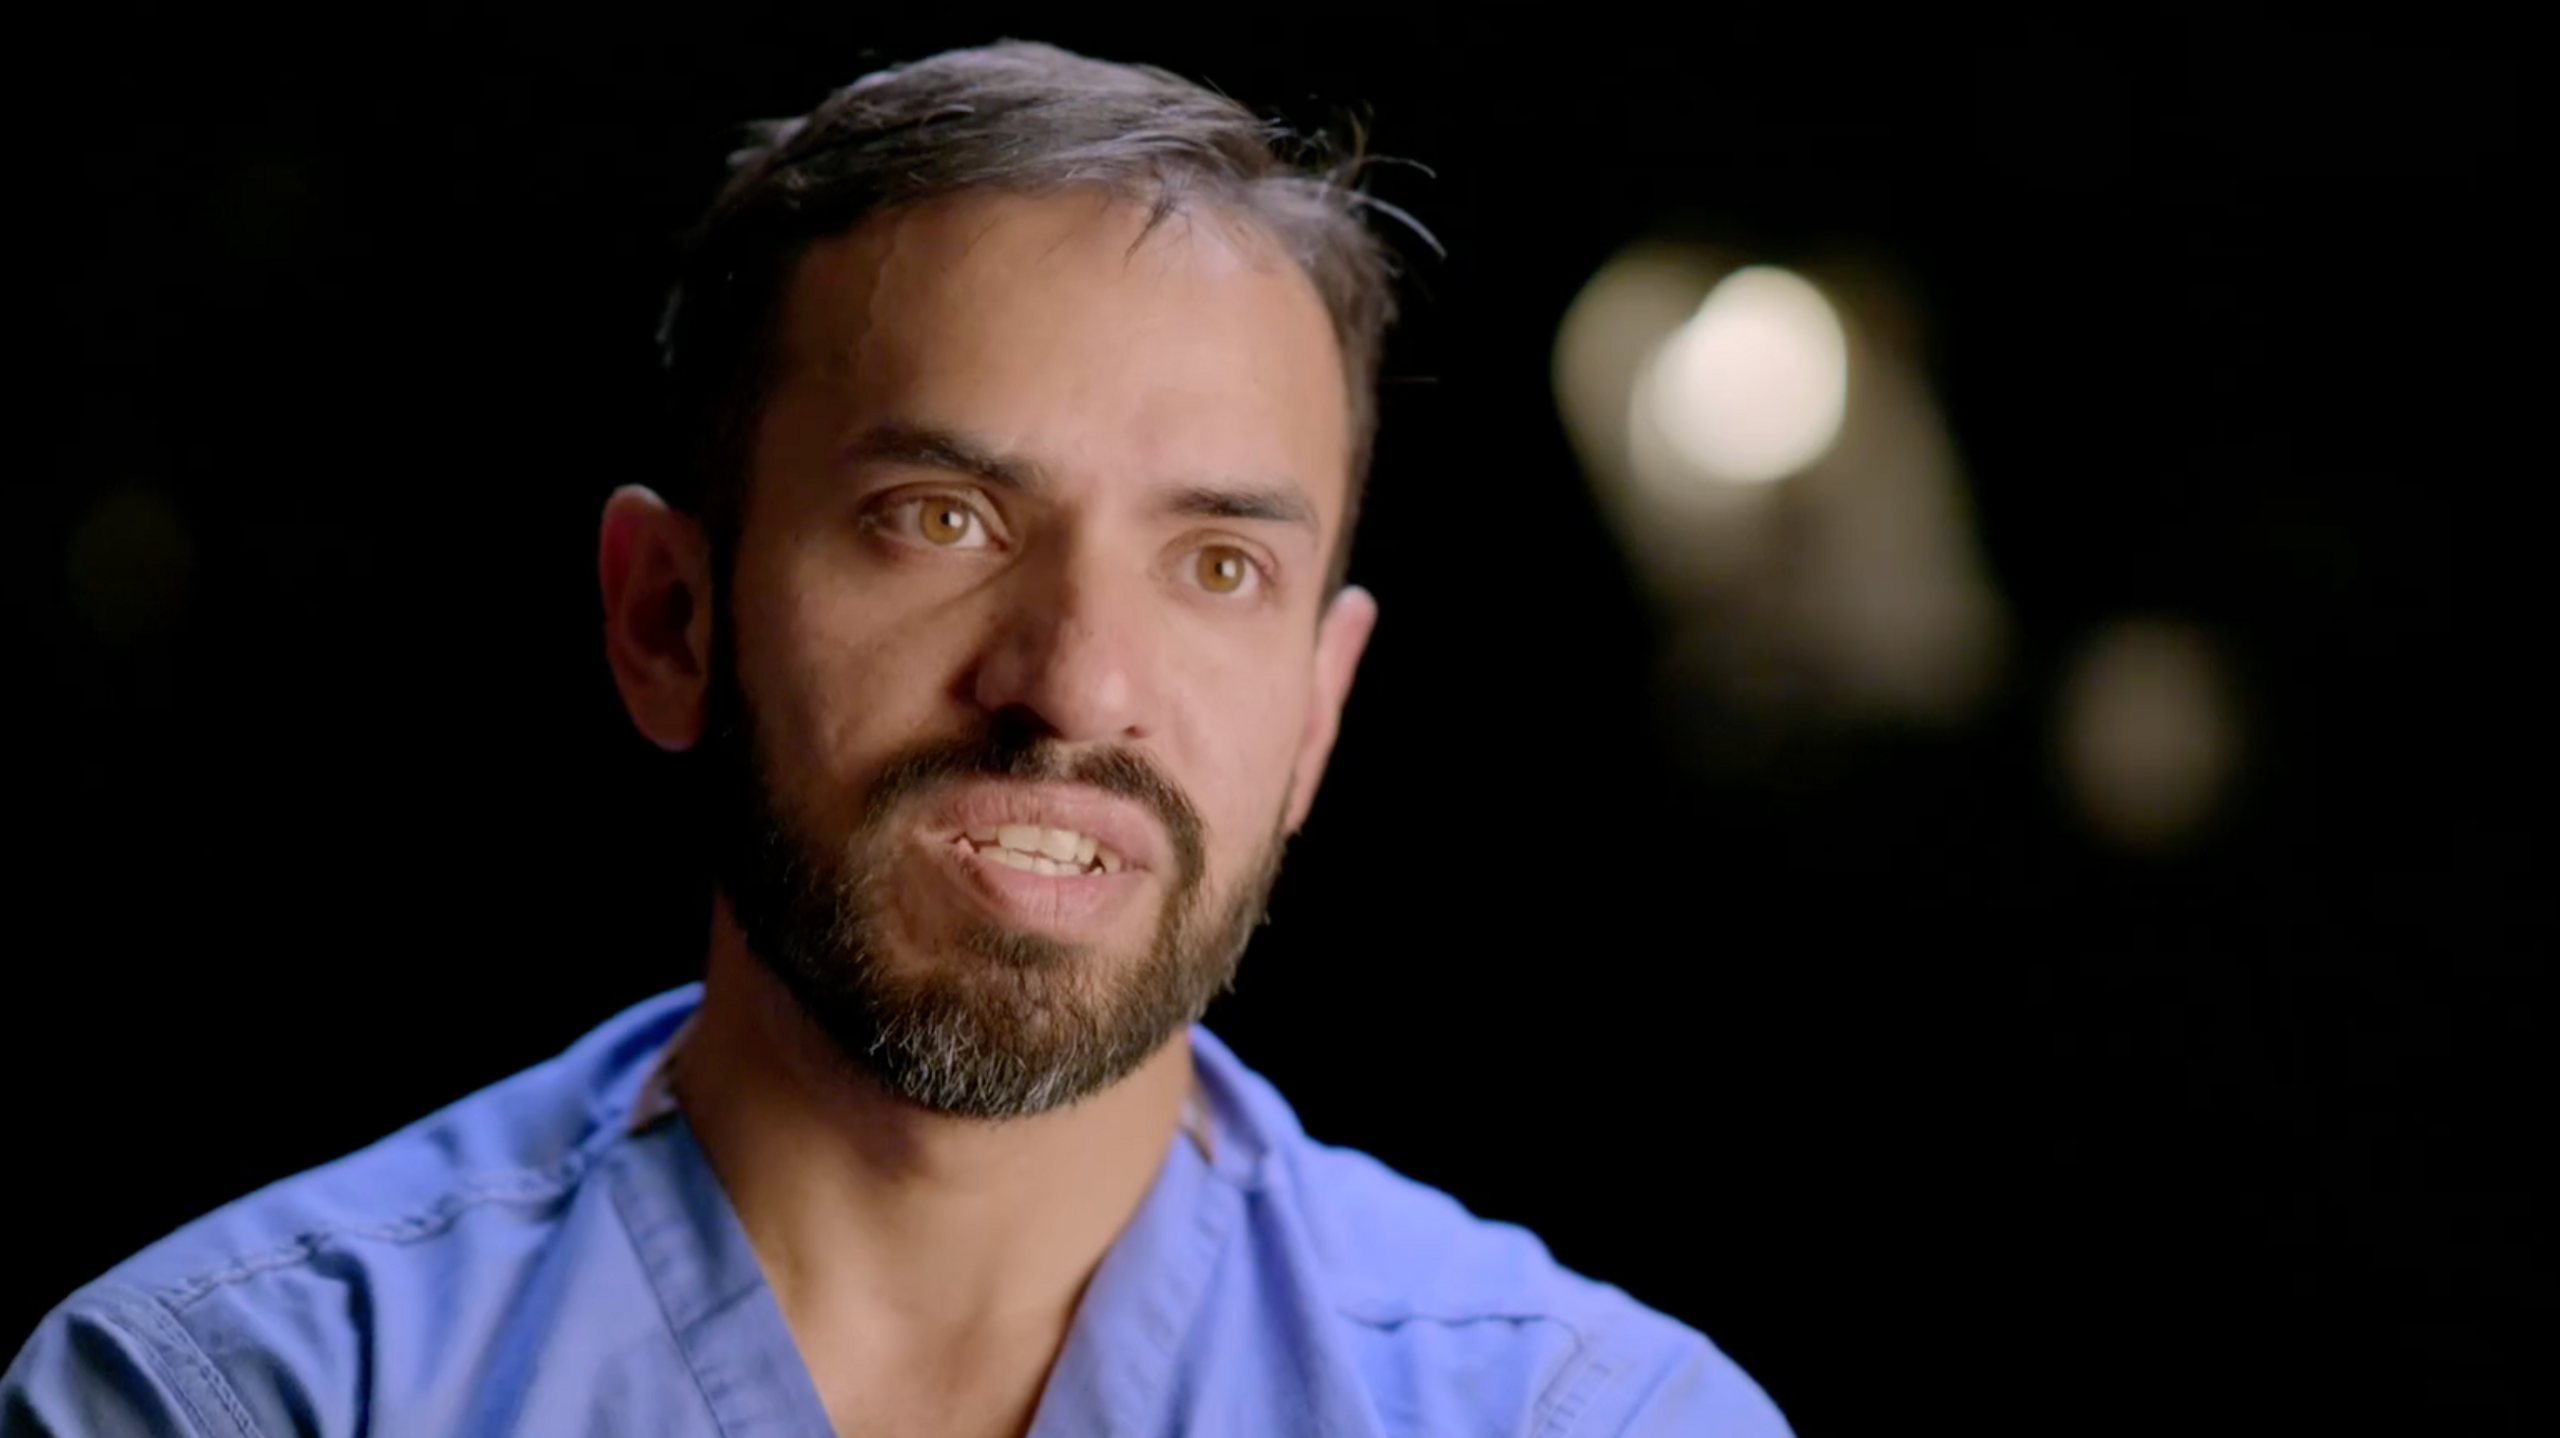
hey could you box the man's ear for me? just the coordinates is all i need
[598,485,715,752]
[1284,584,1379,834]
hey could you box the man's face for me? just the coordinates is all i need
[707,189,1365,1117]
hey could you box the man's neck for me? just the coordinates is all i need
[673,901,1192,1432]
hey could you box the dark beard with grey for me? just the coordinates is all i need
[707,666,1285,1119]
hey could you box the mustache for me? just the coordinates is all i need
[862,710,1207,886]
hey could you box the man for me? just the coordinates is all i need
[6,42,1789,1438]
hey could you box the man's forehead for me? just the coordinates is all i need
[799,187,1288,292]
[771,188,1355,518]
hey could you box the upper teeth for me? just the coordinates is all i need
[965,824,1122,876]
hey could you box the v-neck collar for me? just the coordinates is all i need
[607,1035,1258,1437]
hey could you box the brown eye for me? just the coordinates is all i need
[918,501,975,546]
[1195,546,1251,594]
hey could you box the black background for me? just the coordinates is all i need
[7,9,2528,1435]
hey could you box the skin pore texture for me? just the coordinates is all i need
[596,189,1378,1438]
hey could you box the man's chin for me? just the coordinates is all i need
[873,887,1150,978]
[792,955,1190,1120]
[851,934,1135,1020]
[743,875,1220,1118]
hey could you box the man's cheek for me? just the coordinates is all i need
[1195,757,1287,874]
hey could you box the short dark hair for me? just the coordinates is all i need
[658,40,1416,594]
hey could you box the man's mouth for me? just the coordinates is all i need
[959,824,1127,877]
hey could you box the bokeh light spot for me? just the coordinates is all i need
[2059,619,2240,850]
[67,486,195,646]
[1637,265,1848,488]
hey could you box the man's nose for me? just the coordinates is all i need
[967,547,1157,744]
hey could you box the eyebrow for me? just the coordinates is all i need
[843,420,1046,493]
[842,420,1320,537]
[1156,482,1319,533]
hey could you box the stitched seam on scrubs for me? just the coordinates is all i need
[151,1154,593,1313]
[1327,1309,1605,1434]
[1326,1307,1607,1435]
[92,1281,267,1438]
[1525,1340,1607,1432]
[600,1144,739,1436]
[1532,1338,1614,1438]
[1333,1305,1589,1331]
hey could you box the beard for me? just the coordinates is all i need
[703,653,1287,1120]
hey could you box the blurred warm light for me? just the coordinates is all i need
[1638,266,1848,488]
[66,485,194,646]
[1553,240,2007,733]
[2059,619,2240,849]
[1553,242,1718,512]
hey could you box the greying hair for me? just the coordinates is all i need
[658,40,1420,593]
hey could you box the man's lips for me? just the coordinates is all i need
[936,833,1149,933]
[922,782,1167,878]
